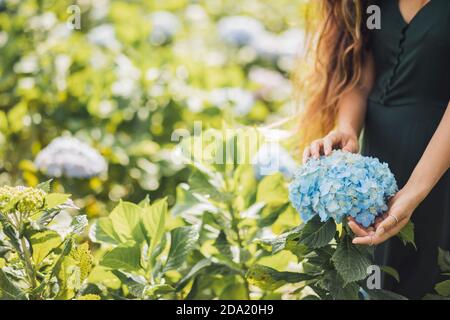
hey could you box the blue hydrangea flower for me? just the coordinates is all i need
[288,150,398,227]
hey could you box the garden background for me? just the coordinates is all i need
[2,0,447,300]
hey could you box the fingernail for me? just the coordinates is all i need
[376,227,385,236]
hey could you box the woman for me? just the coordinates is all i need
[301,0,450,299]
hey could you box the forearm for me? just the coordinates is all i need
[404,101,450,202]
[336,89,368,138]
[336,51,374,138]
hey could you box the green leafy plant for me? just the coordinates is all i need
[252,216,414,300]
[89,197,199,299]
[424,248,450,300]
[0,181,94,300]
[170,129,300,299]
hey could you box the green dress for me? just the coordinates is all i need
[362,0,450,299]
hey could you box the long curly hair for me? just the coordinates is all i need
[296,0,374,150]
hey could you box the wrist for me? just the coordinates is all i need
[336,126,359,140]
[400,181,429,207]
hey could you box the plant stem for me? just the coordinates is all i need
[225,173,251,300]
[19,236,37,295]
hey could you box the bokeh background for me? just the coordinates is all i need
[0,0,311,217]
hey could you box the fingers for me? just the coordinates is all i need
[302,147,311,164]
[342,138,358,153]
[347,217,371,237]
[353,218,408,246]
[310,140,323,159]
[375,213,399,237]
[323,134,337,156]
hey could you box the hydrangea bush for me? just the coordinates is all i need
[289,150,398,227]
[0,182,94,300]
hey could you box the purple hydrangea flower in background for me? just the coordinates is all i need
[34,136,107,179]
[217,15,265,47]
[253,143,297,180]
[289,150,398,227]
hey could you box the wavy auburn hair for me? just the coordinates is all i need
[296,0,373,150]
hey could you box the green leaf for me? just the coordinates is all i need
[297,216,336,249]
[438,248,450,273]
[45,193,70,209]
[256,173,288,206]
[109,201,145,243]
[111,270,146,298]
[138,195,151,208]
[246,264,315,291]
[164,227,199,272]
[188,170,228,202]
[435,280,450,297]
[176,259,213,290]
[37,180,52,193]
[398,221,416,249]
[29,230,62,265]
[381,265,400,283]
[146,284,175,296]
[141,198,167,253]
[332,235,372,284]
[0,269,25,300]
[214,230,232,258]
[90,217,121,245]
[366,289,408,300]
[318,270,360,300]
[100,243,142,272]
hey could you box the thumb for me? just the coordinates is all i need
[342,139,358,153]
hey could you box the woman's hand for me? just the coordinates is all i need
[348,187,422,246]
[302,130,359,163]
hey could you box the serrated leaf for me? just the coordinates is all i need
[319,270,359,300]
[297,216,336,249]
[332,235,372,284]
[398,221,416,249]
[100,243,142,272]
[438,248,450,273]
[164,227,198,272]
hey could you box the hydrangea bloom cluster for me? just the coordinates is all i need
[0,185,46,213]
[289,150,398,227]
[34,137,107,179]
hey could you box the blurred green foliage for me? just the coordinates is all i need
[0,0,308,217]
